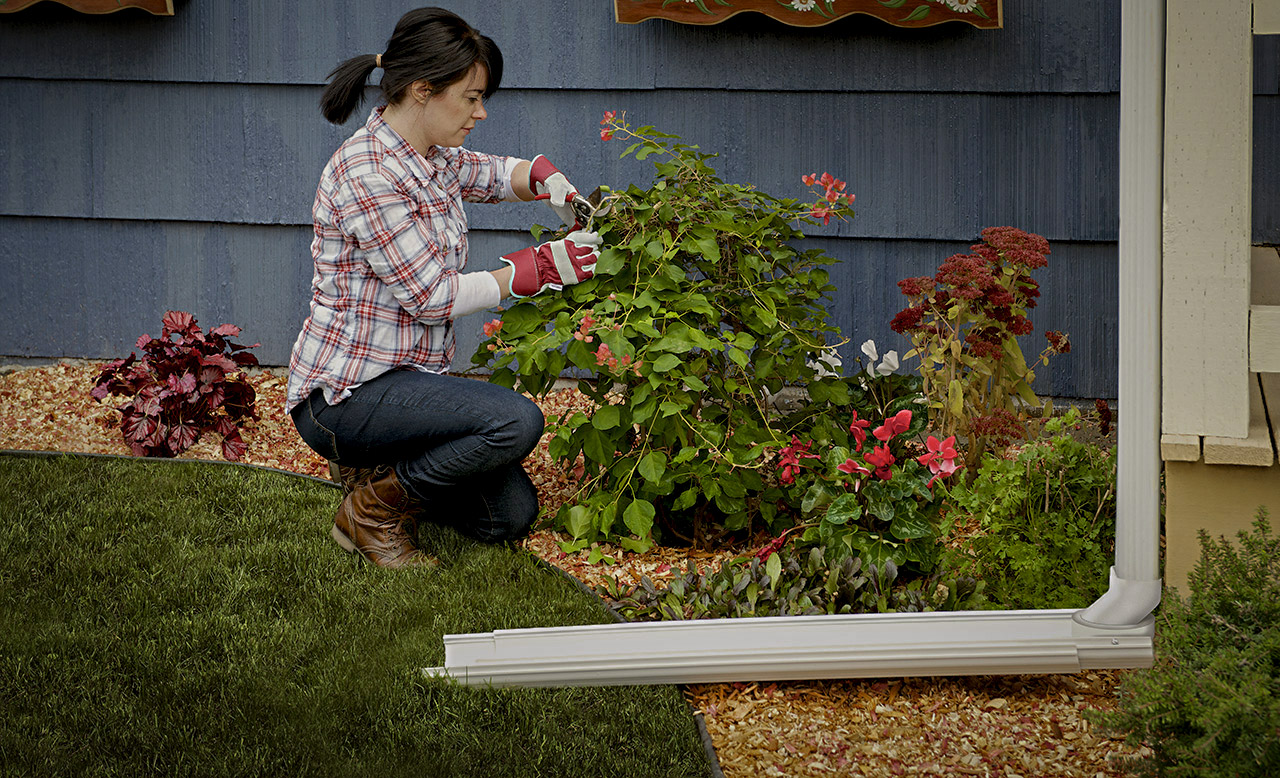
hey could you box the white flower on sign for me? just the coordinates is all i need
[946,0,980,12]
[790,0,818,10]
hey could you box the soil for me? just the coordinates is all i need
[0,360,1149,777]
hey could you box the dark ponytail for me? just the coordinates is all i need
[319,7,504,125]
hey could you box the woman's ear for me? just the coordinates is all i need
[410,79,434,105]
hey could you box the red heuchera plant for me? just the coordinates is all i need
[91,311,259,460]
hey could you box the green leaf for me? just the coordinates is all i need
[695,237,721,263]
[582,426,611,464]
[620,536,654,554]
[825,494,863,526]
[623,499,656,537]
[765,552,782,585]
[564,505,593,540]
[672,487,698,511]
[890,508,933,540]
[594,247,626,275]
[947,379,964,418]
[638,451,668,484]
[901,4,931,21]
[802,482,838,515]
[592,404,621,430]
[650,354,682,373]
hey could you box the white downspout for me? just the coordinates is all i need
[1076,0,1165,628]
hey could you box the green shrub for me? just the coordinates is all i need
[473,115,858,552]
[942,407,1116,609]
[601,543,984,621]
[1088,510,1280,777]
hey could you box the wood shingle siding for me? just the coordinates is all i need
[2,2,1278,402]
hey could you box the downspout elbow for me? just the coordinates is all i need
[1073,566,1162,628]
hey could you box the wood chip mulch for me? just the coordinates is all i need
[0,360,1151,777]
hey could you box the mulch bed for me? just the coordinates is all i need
[0,360,1151,777]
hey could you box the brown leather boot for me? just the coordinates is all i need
[330,468,436,569]
[334,463,384,496]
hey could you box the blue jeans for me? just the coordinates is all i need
[290,370,545,543]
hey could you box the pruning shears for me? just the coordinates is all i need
[534,190,621,231]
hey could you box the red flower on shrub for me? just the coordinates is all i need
[777,435,820,485]
[600,110,619,141]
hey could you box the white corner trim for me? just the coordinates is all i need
[423,610,1154,688]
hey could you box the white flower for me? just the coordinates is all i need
[945,0,980,12]
[790,0,818,11]
[807,347,843,378]
[860,339,879,362]
[875,350,900,376]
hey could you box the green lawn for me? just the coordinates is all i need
[0,454,710,777]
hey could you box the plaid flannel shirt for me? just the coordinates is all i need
[287,106,512,410]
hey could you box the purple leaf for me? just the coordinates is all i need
[200,353,238,372]
[220,430,248,461]
[122,412,156,443]
[161,310,198,339]
[167,422,199,454]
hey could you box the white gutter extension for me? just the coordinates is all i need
[1076,0,1165,629]
[424,0,1165,688]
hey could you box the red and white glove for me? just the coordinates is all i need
[501,231,602,297]
[529,154,580,227]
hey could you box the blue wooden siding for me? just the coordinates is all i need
[1,2,1277,400]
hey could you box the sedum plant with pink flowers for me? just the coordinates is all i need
[891,226,1071,476]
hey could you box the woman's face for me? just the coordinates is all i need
[415,64,489,149]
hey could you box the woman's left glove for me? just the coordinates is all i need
[501,231,602,297]
[529,154,582,227]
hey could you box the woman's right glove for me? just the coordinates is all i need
[529,154,582,228]
[500,231,602,297]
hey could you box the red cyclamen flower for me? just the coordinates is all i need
[483,319,503,338]
[916,435,958,475]
[849,410,871,451]
[837,458,871,478]
[864,445,896,480]
[872,409,913,442]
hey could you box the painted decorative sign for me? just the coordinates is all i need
[616,0,1001,28]
[0,0,173,14]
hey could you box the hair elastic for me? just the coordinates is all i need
[375,54,383,69]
